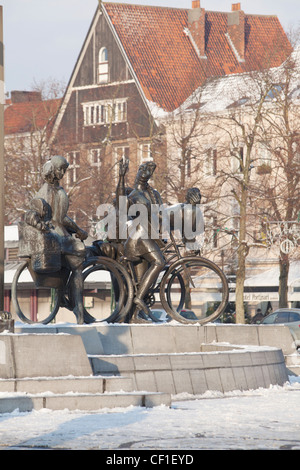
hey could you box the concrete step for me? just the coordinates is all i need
[286,366,300,376]
[285,353,300,376]
[0,391,171,414]
[285,353,300,366]
[88,347,289,395]
[0,375,133,394]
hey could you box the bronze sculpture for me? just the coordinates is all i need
[121,161,166,320]
[13,155,228,325]
[19,155,93,324]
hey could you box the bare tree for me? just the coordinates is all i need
[255,51,300,307]
[4,93,62,223]
[207,70,279,323]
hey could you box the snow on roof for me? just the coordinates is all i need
[167,46,300,116]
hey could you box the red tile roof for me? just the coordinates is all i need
[4,98,61,135]
[103,3,292,112]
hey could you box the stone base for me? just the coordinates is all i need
[0,319,14,333]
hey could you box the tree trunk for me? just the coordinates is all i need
[279,253,289,308]
[235,243,246,324]
[235,184,248,324]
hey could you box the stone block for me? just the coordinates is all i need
[58,326,104,355]
[202,352,231,369]
[170,353,204,370]
[131,325,177,354]
[189,369,208,394]
[11,334,92,378]
[214,324,260,346]
[252,365,266,389]
[204,324,217,343]
[219,367,236,392]
[90,356,119,375]
[0,336,15,379]
[204,368,223,392]
[229,351,252,367]
[257,325,295,354]
[104,376,133,392]
[135,371,157,392]
[172,370,193,394]
[0,396,43,413]
[134,354,171,371]
[96,324,133,355]
[0,378,15,392]
[244,366,260,390]
[250,350,267,366]
[172,325,202,352]
[232,366,250,391]
[144,392,171,408]
[154,370,176,394]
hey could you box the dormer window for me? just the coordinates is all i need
[98,47,109,84]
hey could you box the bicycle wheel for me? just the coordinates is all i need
[11,260,62,324]
[159,256,229,324]
[79,257,134,323]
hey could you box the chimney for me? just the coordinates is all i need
[188,1,206,58]
[227,3,245,62]
[232,3,241,11]
[10,90,42,103]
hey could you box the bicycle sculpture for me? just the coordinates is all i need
[12,156,229,325]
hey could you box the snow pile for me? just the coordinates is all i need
[0,376,299,450]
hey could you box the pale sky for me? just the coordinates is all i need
[1,0,299,94]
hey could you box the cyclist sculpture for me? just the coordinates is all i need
[13,156,228,325]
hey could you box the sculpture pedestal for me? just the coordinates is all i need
[0,318,14,333]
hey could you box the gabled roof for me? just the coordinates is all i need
[103,2,292,112]
[5,98,61,135]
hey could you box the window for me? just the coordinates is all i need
[114,146,130,178]
[89,148,102,173]
[98,47,109,84]
[204,148,217,176]
[115,146,129,161]
[66,151,80,186]
[266,84,283,101]
[275,312,290,323]
[289,312,300,322]
[185,148,192,178]
[258,144,272,166]
[257,143,272,174]
[83,99,127,126]
[231,145,245,173]
[139,142,153,163]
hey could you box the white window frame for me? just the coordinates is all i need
[89,148,102,172]
[66,151,80,186]
[83,99,127,127]
[114,146,130,179]
[258,143,272,167]
[98,47,109,84]
[139,142,153,163]
[204,147,217,177]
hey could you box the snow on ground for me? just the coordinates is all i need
[0,376,299,451]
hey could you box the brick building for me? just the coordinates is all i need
[47,0,292,231]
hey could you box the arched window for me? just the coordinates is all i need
[98,47,109,83]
